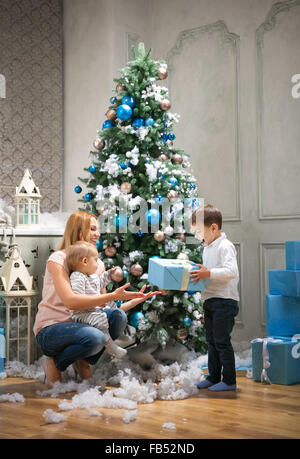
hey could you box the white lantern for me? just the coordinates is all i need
[15,169,42,228]
[0,243,38,364]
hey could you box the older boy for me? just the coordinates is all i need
[190,204,239,391]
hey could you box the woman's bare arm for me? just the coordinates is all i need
[47,261,145,310]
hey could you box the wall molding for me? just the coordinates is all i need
[166,21,242,223]
[233,242,244,325]
[259,242,285,327]
[256,0,300,220]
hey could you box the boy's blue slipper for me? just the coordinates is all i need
[194,379,215,389]
[208,381,236,391]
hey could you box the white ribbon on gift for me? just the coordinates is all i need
[169,260,198,290]
[251,337,283,384]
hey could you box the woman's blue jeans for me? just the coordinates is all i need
[36,308,127,371]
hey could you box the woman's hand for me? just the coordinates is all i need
[119,284,161,312]
[113,283,149,301]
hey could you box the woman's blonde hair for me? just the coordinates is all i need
[66,241,98,272]
[57,210,98,251]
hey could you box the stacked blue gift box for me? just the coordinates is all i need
[252,241,300,385]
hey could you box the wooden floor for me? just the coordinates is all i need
[1,374,300,439]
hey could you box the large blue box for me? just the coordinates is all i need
[266,294,300,336]
[148,258,206,291]
[268,270,300,297]
[286,241,300,270]
[252,337,300,385]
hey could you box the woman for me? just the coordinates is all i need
[33,211,159,386]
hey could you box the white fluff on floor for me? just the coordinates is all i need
[43,409,66,424]
[162,422,176,430]
[2,345,252,418]
[0,392,25,403]
[123,409,138,424]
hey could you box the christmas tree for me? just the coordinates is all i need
[76,43,206,353]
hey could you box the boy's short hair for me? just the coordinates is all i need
[66,241,98,272]
[191,204,222,229]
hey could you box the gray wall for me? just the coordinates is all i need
[0,0,63,212]
[63,0,300,343]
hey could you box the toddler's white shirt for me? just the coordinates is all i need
[201,232,239,301]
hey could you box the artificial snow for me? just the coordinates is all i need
[43,409,66,424]
[162,422,176,431]
[123,409,138,424]
[0,392,25,403]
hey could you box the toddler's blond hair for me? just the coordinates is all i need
[66,241,98,272]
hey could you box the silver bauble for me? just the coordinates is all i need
[160,99,171,111]
[111,266,124,282]
[158,69,168,80]
[130,263,143,277]
[120,182,132,194]
[93,138,105,150]
[171,154,183,165]
[167,190,178,203]
[154,230,166,242]
[106,109,117,121]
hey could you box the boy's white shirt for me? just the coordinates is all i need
[202,232,240,301]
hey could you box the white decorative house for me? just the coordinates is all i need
[0,242,38,365]
[15,169,41,228]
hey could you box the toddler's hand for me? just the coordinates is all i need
[190,264,210,283]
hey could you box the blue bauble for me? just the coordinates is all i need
[159,174,166,181]
[129,311,145,328]
[186,290,196,294]
[115,300,122,307]
[144,209,161,225]
[110,96,116,104]
[189,183,196,190]
[136,230,143,237]
[168,133,176,141]
[88,165,96,174]
[162,133,168,142]
[96,237,103,251]
[84,192,93,201]
[168,177,178,188]
[145,117,155,127]
[117,104,132,121]
[183,317,192,327]
[185,197,200,209]
[102,120,115,129]
[120,162,130,170]
[132,117,144,127]
[74,185,82,194]
[155,195,165,204]
[115,214,129,228]
[123,269,129,278]
[122,95,135,108]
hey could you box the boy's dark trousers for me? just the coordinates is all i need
[203,297,239,385]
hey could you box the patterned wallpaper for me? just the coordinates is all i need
[0,0,63,212]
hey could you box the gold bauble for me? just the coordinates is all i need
[93,138,105,150]
[171,154,183,165]
[167,190,178,203]
[106,109,117,121]
[105,246,117,257]
[120,182,132,194]
[177,252,189,261]
[174,233,186,242]
[116,83,125,93]
[177,328,188,340]
[111,266,124,282]
[130,263,143,277]
[158,69,168,80]
[158,153,168,162]
[160,99,171,111]
[154,230,166,242]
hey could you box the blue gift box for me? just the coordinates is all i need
[268,270,300,297]
[148,258,206,291]
[266,294,300,336]
[252,336,300,385]
[286,241,300,270]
